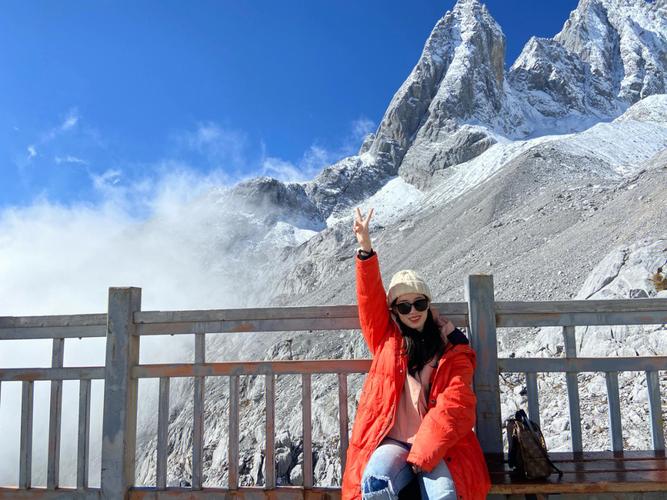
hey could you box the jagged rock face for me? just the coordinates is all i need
[368,0,511,188]
[554,0,667,103]
[231,176,324,230]
[398,125,497,189]
[508,37,617,119]
[303,155,391,220]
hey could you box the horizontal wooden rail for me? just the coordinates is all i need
[134,303,469,335]
[0,366,105,382]
[499,356,667,373]
[0,489,101,499]
[127,486,342,499]
[133,360,372,378]
[3,298,666,340]
[0,314,107,340]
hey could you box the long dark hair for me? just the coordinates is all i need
[395,308,446,376]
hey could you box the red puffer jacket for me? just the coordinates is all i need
[341,252,491,500]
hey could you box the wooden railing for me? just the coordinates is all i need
[0,275,666,499]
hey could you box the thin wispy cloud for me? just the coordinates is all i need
[60,109,79,131]
[42,107,80,142]
[351,117,375,146]
[179,122,248,170]
[264,117,379,183]
[20,108,82,167]
[54,155,88,165]
[173,117,376,185]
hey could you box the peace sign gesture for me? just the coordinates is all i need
[353,207,374,252]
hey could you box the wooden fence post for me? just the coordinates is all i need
[465,274,503,455]
[101,287,141,499]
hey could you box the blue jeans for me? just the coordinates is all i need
[361,437,457,499]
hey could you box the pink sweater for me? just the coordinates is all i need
[387,354,440,444]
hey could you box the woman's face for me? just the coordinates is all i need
[393,292,429,331]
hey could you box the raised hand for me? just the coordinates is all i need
[353,207,374,252]
[430,305,455,336]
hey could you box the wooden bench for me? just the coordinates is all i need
[486,450,667,496]
[464,276,667,499]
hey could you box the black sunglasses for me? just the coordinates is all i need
[393,298,429,315]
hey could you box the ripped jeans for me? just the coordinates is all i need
[361,437,457,499]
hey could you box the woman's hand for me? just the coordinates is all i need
[353,207,374,252]
[430,305,455,336]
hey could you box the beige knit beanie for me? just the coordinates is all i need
[386,269,432,306]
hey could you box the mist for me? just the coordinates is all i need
[0,165,295,486]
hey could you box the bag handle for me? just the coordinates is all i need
[514,410,564,477]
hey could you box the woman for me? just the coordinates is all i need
[341,207,491,500]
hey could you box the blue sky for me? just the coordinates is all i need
[0,0,579,213]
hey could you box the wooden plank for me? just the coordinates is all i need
[488,470,667,493]
[605,371,623,452]
[499,356,667,373]
[562,326,583,453]
[517,450,666,461]
[497,311,667,328]
[19,380,33,489]
[228,376,239,490]
[191,332,205,490]
[489,458,667,473]
[47,338,65,489]
[77,379,92,489]
[302,374,313,489]
[0,488,102,499]
[127,486,343,499]
[138,318,362,336]
[495,298,667,314]
[101,287,142,499]
[337,373,348,474]
[136,303,467,336]
[156,377,170,490]
[647,370,665,451]
[0,366,105,382]
[525,372,540,428]
[265,374,275,489]
[134,360,372,379]
[0,325,107,340]
[0,312,107,328]
[466,274,503,455]
[136,303,468,323]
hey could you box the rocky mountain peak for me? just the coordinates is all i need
[365,0,509,189]
[555,0,667,102]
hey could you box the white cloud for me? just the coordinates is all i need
[181,122,248,169]
[352,117,376,144]
[0,114,379,485]
[60,109,79,131]
[42,108,80,142]
[0,162,255,486]
[54,155,87,165]
[260,157,309,182]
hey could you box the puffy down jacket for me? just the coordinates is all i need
[341,252,491,500]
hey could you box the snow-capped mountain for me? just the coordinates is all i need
[133,0,667,489]
[233,0,667,217]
